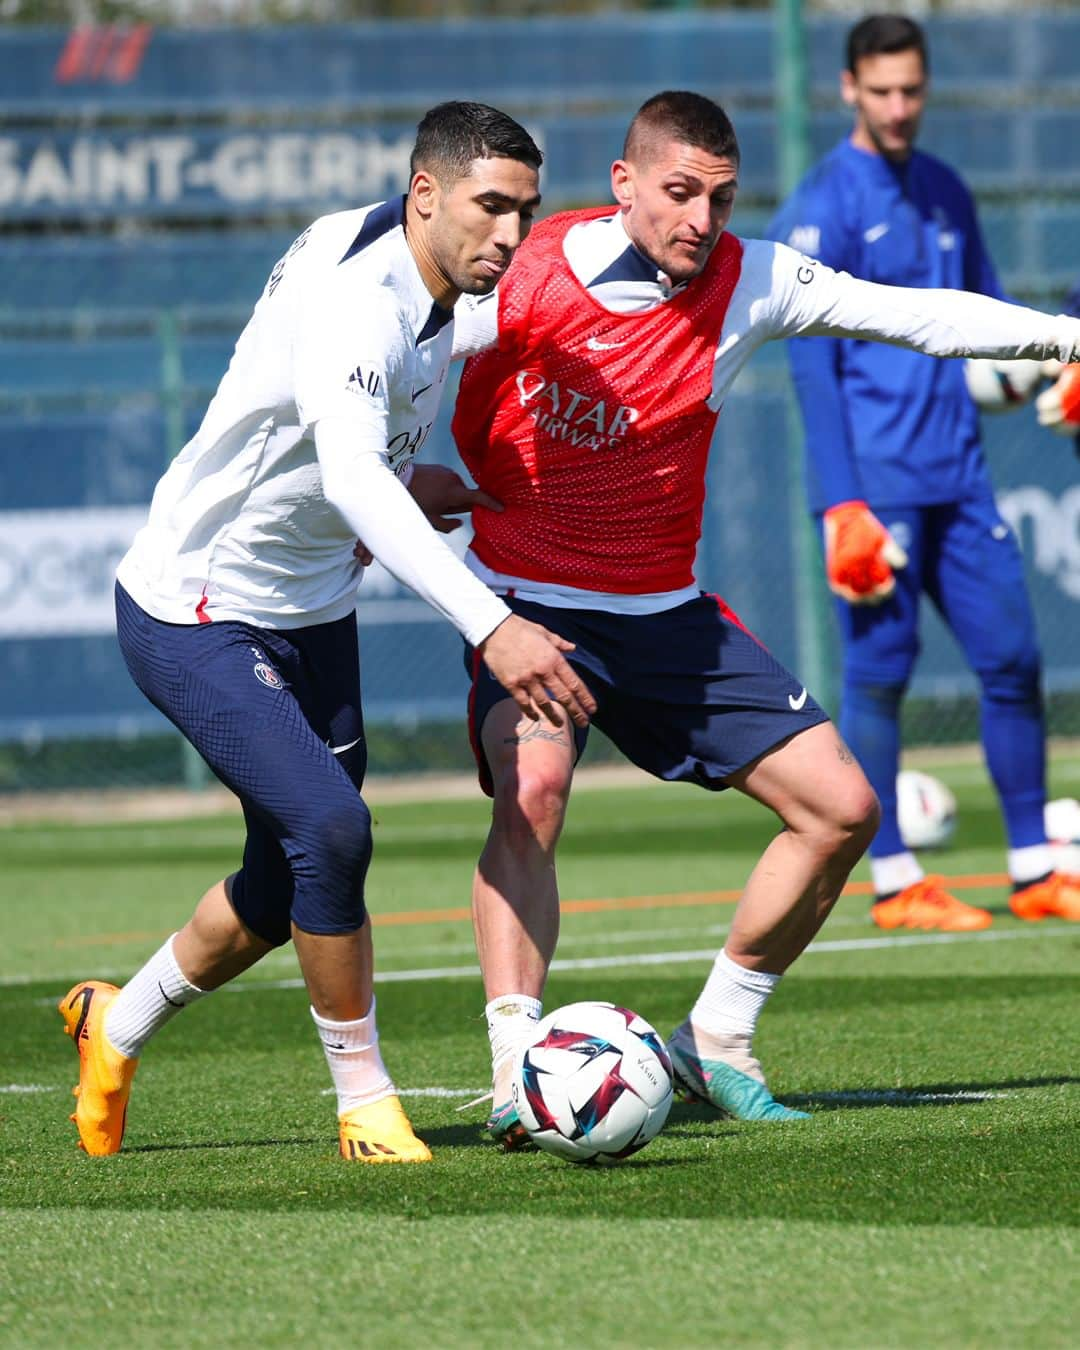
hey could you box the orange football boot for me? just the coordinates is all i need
[58,980,139,1156]
[870,875,992,931]
[1009,873,1080,922]
[339,1094,432,1163]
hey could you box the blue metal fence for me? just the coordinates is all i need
[3,11,1079,768]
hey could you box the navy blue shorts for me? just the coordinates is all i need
[464,593,828,796]
[116,582,371,946]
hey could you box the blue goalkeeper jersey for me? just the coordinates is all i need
[769,138,1008,513]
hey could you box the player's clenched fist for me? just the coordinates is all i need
[1035,364,1080,436]
[479,615,597,727]
[823,500,909,605]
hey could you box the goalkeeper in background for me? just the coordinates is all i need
[770,13,1080,930]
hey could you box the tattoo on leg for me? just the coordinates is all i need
[505,723,569,747]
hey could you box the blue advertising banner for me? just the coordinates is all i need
[4,109,1080,223]
[2,13,1079,751]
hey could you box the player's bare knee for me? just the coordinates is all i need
[812,774,879,861]
[852,785,882,850]
[491,760,570,853]
[840,781,880,858]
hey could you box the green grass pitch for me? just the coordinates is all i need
[2,758,1078,1347]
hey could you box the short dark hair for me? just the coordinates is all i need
[410,101,543,184]
[846,13,928,74]
[623,90,740,166]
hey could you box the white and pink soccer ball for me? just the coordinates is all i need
[964,358,1047,413]
[897,770,958,850]
[511,1001,673,1163]
[896,773,1080,868]
[1044,797,1080,875]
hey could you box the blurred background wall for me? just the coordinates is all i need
[2,2,1078,791]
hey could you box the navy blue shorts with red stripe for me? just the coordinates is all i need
[115,581,370,946]
[465,592,828,796]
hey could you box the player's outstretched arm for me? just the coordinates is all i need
[478,615,596,728]
[771,244,1080,364]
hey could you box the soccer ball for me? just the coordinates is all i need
[1044,797,1080,875]
[511,1001,673,1164]
[964,357,1046,413]
[896,770,957,850]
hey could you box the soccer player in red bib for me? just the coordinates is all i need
[447,91,1080,1143]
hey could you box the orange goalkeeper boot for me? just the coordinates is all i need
[870,875,992,931]
[59,980,139,1156]
[1009,873,1080,922]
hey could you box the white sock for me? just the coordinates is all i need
[1008,844,1054,887]
[104,933,208,1058]
[311,999,394,1116]
[871,851,924,898]
[690,948,780,1040]
[486,994,542,1099]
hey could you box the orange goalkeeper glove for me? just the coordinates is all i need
[823,500,909,605]
[1035,364,1080,435]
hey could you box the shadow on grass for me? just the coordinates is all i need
[119,1125,711,1170]
[419,1121,727,1162]
[495,1153,711,1172]
[411,1122,491,1150]
[661,1075,1078,1120]
[13,1108,1077,1227]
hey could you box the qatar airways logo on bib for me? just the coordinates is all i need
[515,370,638,451]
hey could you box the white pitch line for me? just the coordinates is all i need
[218,923,1073,994]
[0,1082,1021,1105]
[12,911,925,985]
[319,1086,486,1099]
[252,916,740,969]
[13,921,1075,999]
[803,927,1076,953]
[0,1081,1021,1110]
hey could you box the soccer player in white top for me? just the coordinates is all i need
[444,92,1080,1143]
[58,102,595,1165]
